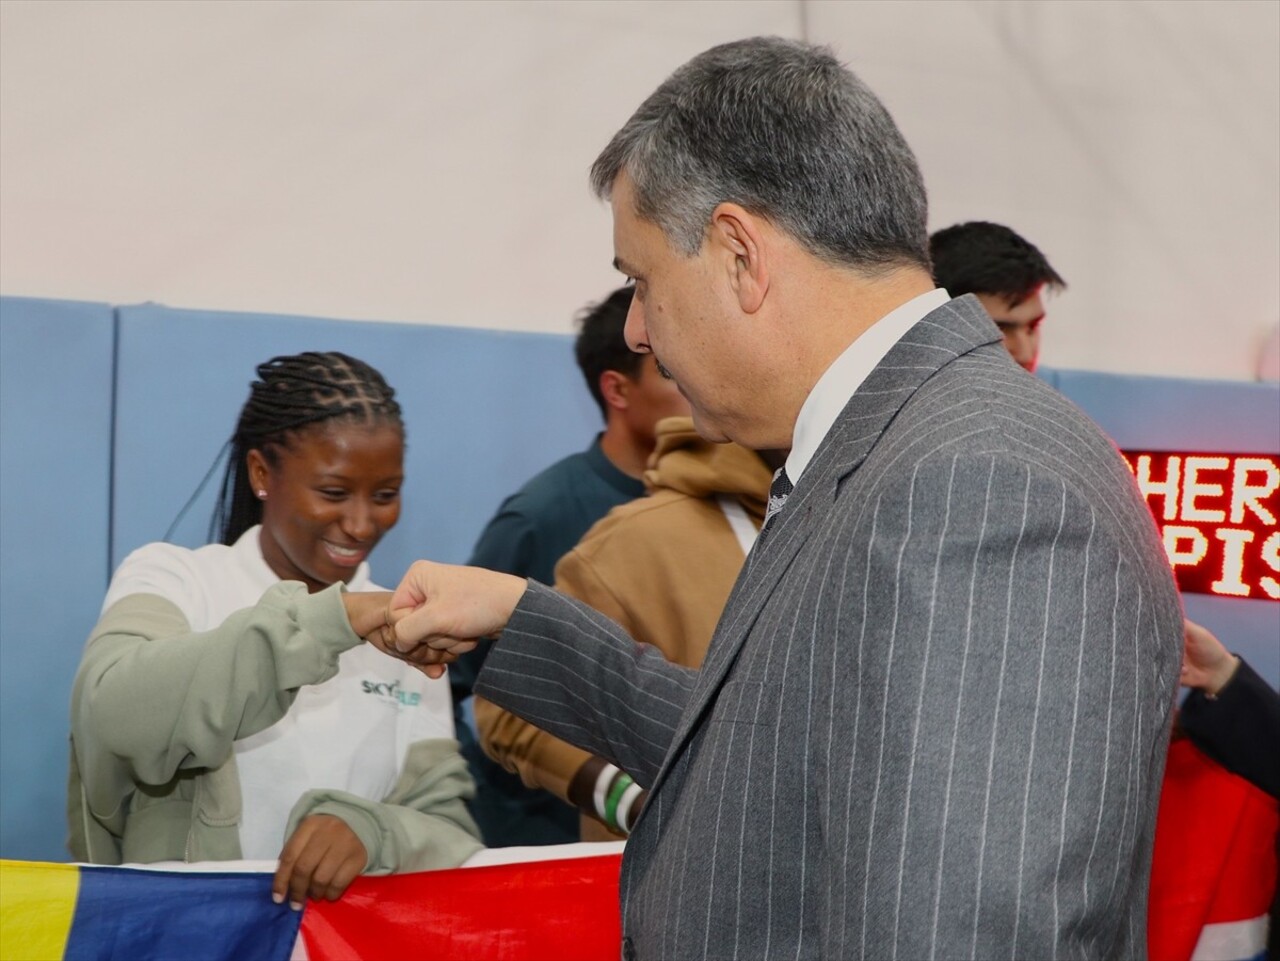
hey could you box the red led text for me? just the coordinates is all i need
[1122,451,1279,601]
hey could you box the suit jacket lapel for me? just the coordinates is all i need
[640,296,1002,806]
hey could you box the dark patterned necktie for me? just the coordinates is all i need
[762,467,793,532]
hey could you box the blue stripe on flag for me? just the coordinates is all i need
[64,867,301,961]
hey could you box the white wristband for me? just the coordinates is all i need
[615,781,644,834]
[592,763,619,822]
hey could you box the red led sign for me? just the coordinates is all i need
[1121,451,1279,601]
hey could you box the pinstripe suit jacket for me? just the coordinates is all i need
[475,296,1183,960]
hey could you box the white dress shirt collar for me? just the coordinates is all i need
[785,288,951,484]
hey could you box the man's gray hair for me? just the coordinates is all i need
[591,36,930,273]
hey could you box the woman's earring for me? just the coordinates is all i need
[256,489,267,499]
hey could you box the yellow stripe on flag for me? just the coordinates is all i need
[0,860,79,961]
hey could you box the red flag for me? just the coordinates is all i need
[301,852,623,961]
[1148,738,1278,961]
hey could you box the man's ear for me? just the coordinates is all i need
[708,203,768,314]
[598,369,630,412]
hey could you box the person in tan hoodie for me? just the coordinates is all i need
[475,415,783,840]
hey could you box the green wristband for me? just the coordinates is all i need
[604,771,634,832]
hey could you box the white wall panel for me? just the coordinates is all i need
[1,0,1276,379]
[0,0,798,332]
[807,0,1279,379]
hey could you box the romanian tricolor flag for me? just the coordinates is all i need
[0,861,301,961]
[1,848,624,960]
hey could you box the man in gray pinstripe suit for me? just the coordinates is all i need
[381,36,1182,960]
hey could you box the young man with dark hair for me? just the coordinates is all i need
[451,285,687,846]
[930,220,1066,372]
[476,417,782,842]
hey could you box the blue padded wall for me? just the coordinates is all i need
[0,296,115,861]
[112,304,601,588]
[1044,367,1280,687]
[1040,367,1280,454]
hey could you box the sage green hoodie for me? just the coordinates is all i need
[69,581,482,871]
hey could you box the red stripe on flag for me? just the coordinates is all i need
[1148,738,1278,961]
[301,853,623,961]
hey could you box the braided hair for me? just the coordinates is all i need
[211,351,403,545]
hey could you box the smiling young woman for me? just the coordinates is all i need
[68,352,481,907]
[248,419,404,593]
